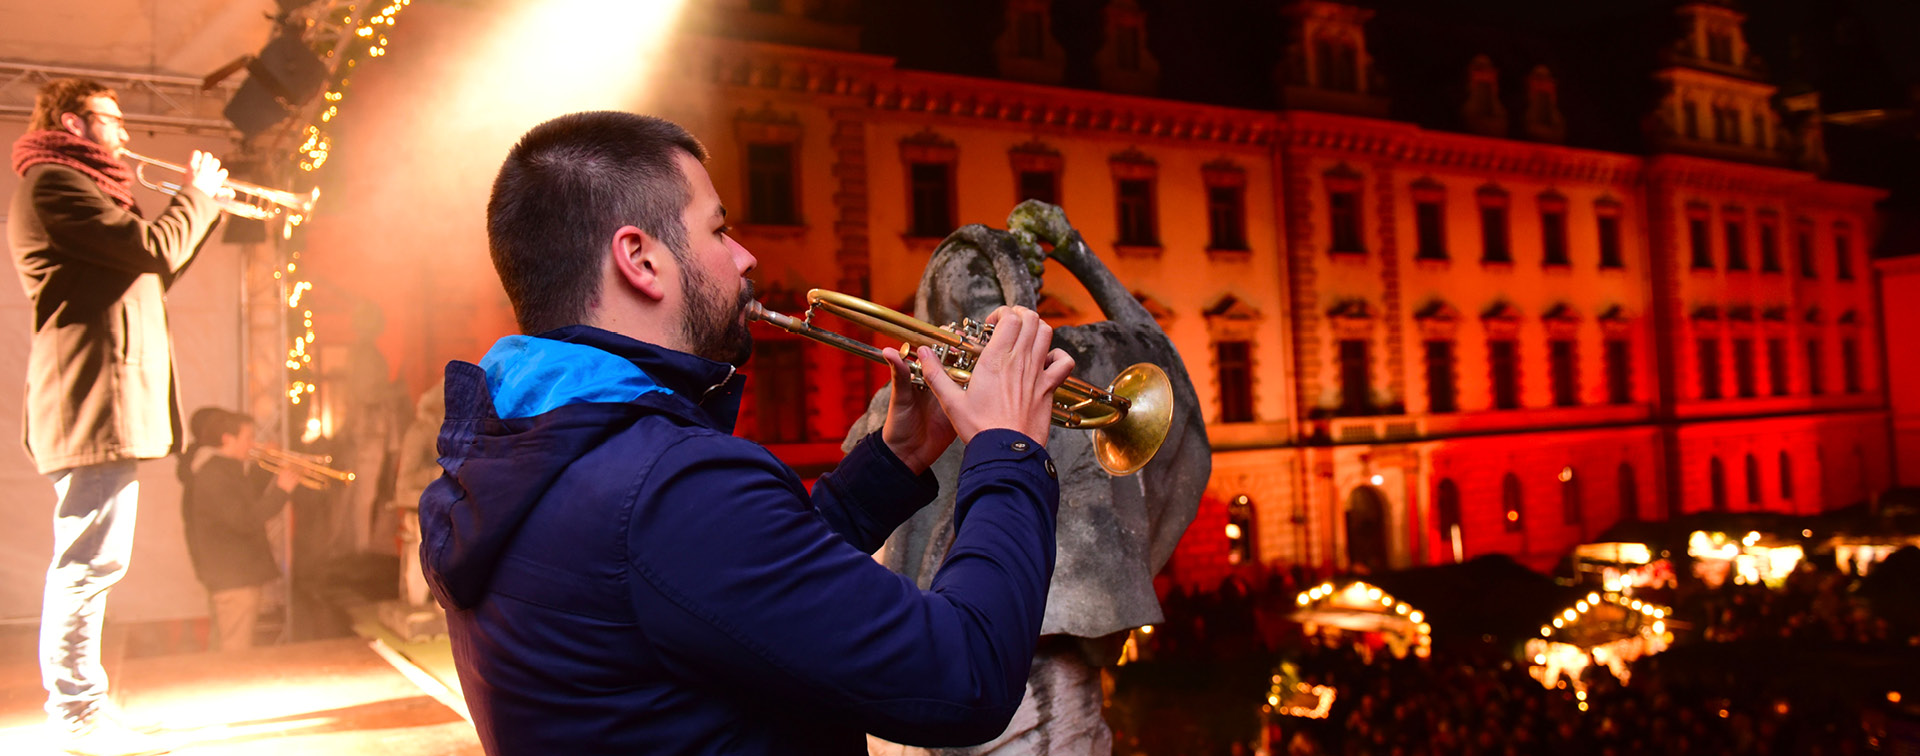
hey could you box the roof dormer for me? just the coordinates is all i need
[996,0,1067,86]
[1274,0,1388,117]
[1461,55,1507,138]
[1095,0,1160,96]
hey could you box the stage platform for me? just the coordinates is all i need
[0,632,479,755]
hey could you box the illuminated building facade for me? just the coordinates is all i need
[655,0,1892,587]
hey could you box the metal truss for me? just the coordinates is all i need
[0,60,240,134]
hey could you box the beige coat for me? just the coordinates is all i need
[8,163,221,474]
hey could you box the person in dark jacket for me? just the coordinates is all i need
[419,111,1076,756]
[177,408,297,652]
[9,77,226,756]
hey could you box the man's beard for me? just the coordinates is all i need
[681,261,754,366]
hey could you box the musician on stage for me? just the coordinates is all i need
[9,77,225,756]
[418,111,1074,754]
[176,408,299,653]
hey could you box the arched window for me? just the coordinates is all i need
[1437,479,1463,563]
[1226,495,1255,566]
[1779,451,1794,501]
[1559,468,1581,524]
[1503,473,1524,533]
[1745,454,1762,507]
[1710,457,1728,512]
[1618,463,1639,521]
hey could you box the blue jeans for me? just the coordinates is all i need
[41,459,140,729]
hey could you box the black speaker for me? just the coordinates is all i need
[222,78,294,139]
[248,32,328,106]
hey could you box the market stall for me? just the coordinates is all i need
[1527,591,1672,692]
[1292,580,1432,660]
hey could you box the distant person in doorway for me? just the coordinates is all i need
[177,408,298,652]
[9,76,225,756]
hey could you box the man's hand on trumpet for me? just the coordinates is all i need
[902,306,1074,455]
[186,150,230,200]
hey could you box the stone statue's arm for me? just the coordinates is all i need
[1006,200,1156,329]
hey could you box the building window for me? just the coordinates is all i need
[1697,338,1722,399]
[1759,219,1782,272]
[1541,207,1570,266]
[1724,215,1747,270]
[1207,185,1247,251]
[1843,338,1861,394]
[1225,495,1254,565]
[751,341,809,443]
[1329,187,1363,253]
[1605,338,1632,404]
[1317,37,1359,92]
[1689,216,1713,269]
[1618,463,1639,521]
[1707,31,1733,64]
[1561,472,1582,526]
[1798,226,1816,278]
[1437,479,1463,563]
[1767,338,1788,397]
[1338,339,1371,415]
[1425,340,1458,413]
[1710,457,1728,511]
[1745,454,1762,506]
[1480,204,1511,263]
[1490,339,1520,409]
[1415,200,1447,260]
[746,142,798,225]
[1015,10,1046,60]
[1807,339,1824,395]
[1550,339,1579,407]
[1836,229,1854,280]
[1683,101,1700,139]
[1502,473,1524,533]
[1779,451,1794,500]
[1115,24,1144,72]
[908,162,955,238]
[1733,338,1756,398]
[1598,216,1624,269]
[1216,340,1254,423]
[1116,178,1158,246]
[1017,170,1058,205]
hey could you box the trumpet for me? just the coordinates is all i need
[250,447,356,490]
[749,289,1174,476]
[122,150,320,221]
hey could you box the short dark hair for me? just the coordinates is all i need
[487,112,709,334]
[188,407,253,446]
[30,78,116,132]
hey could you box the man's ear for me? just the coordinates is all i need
[58,112,86,138]
[609,225,671,303]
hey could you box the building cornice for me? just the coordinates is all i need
[685,38,1882,200]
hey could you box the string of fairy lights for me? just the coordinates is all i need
[278,0,413,407]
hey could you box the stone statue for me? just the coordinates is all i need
[854,201,1210,755]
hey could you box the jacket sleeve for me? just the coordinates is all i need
[28,165,222,277]
[807,431,940,553]
[626,429,1059,747]
[193,461,290,531]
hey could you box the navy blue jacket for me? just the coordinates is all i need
[418,326,1060,755]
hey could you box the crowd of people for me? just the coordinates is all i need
[1111,556,1915,756]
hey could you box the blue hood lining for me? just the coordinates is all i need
[479,335,671,419]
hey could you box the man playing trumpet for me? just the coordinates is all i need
[419,111,1075,754]
[9,77,227,756]
[177,409,299,652]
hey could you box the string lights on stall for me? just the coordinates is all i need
[280,0,413,407]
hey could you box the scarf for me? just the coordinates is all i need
[11,130,139,212]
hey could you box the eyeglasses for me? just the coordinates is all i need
[79,111,126,128]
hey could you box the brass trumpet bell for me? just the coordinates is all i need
[751,289,1176,476]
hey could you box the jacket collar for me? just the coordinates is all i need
[532,325,744,432]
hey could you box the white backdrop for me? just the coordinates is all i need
[0,125,247,625]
